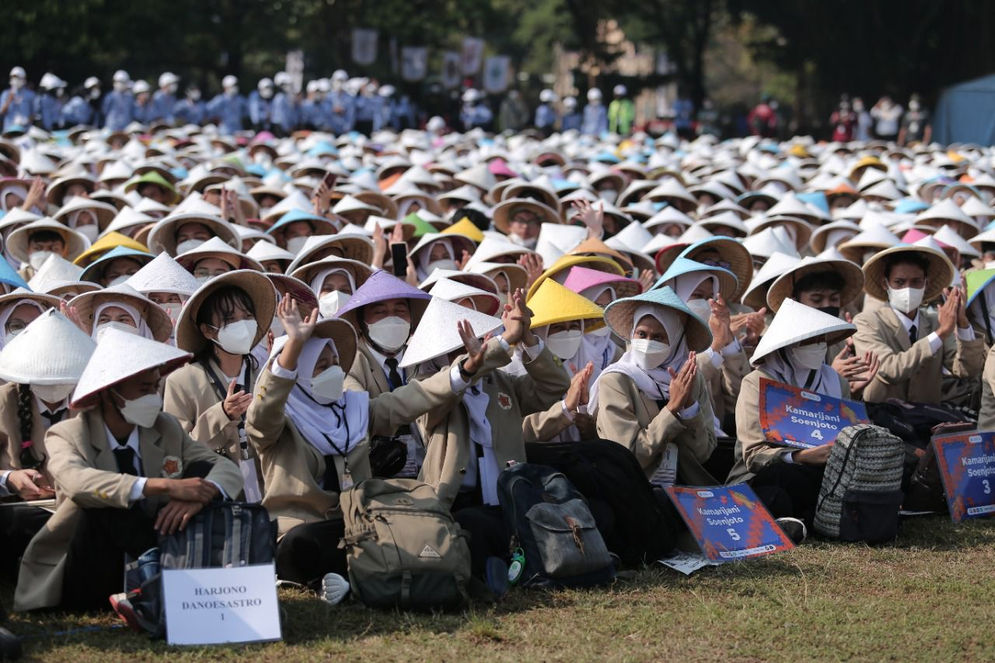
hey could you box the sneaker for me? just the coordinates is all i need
[484,556,509,598]
[320,573,350,605]
[108,592,144,633]
[776,517,808,545]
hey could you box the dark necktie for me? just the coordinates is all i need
[114,444,139,476]
[909,324,918,345]
[41,408,67,428]
[384,357,403,392]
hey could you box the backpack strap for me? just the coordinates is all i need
[816,427,861,514]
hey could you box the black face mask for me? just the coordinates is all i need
[817,306,841,319]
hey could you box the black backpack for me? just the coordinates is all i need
[121,502,277,637]
[496,463,615,588]
[524,440,677,566]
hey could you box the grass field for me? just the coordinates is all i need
[4,515,994,662]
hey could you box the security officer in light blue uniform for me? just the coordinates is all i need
[149,72,179,124]
[102,70,135,131]
[207,75,248,134]
[581,88,608,136]
[248,78,274,132]
[270,72,297,136]
[1,67,36,131]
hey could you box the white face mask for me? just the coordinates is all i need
[107,275,131,287]
[310,365,345,404]
[31,383,74,404]
[426,259,459,274]
[96,321,138,342]
[116,391,163,428]
[588,325,611,338]
[28,250,56,271]
[10,78,24,91]
[160,302,182,320]
[366,316,410,353]
[598,190,618,205]
[685,298,712,323]
[546,329,584,360]
[787,342,827,371]
[76,224,100,243]
[213,319,257,355]
[630,338,670,370]
[887,286,924,313]
[319,290,351,318]
[286,236,309,254]
[175,238,204,255]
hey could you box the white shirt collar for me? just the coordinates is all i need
[34,394,67,416]
[104,424,141,459]
[890,306,920,333]
[366,344,406,375]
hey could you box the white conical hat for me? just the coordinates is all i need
[399,296,503,370]
[465,236,531,268]
[741,252,802,310]
[104,206,154,236]
[750,298,856,366]
[933,224,980,258]
[332,194,379,215]
[743,226,799,259]
[124,252,201,297]
[426,277,501,315]
[453,163,496,192]
[0,309,96,385]
[71,326,191,409]
[535,223,586,268]
[28,253,84,292]
[607,219,654,253]
[644,206,694,232]
[246,239,295,263]
[961,196,995,219]
[916,198,976,229]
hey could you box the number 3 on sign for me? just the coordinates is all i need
[984,479,991,495]
[727,528,741,541]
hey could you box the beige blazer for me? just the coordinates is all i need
[0,381,66,480]
[726,368,849,485]
[853,305,984,404]
[246,360,460,536]
[593,369,717,485]
[163,360,254,458]
[417,340,570,508]
[14,409,242,611]
[345,343,392,396]
[697,345,750,425]
[978,345,995,431]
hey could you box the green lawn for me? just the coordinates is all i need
[5,516,994,662]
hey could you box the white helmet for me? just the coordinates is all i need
[539,89,557,103]
[132,80,151,95]
[613,84,627,97]
[563,96,577,109]
[222,75,238,89]
[112,70,130,83]
[158,72,179,88]
[426,116,446,132]
[379,85,395,97]
[317,78,331,93]
[84,76,100,89]
[306,80,320,94]
[587,88,602,102]
[274,71,291,87]
[9,66,26,80]
[39,73,59,91]
[258,77,274,91]
[332,69,348,82]
[462,88,480,103]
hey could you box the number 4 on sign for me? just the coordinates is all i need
[811,430,823,441]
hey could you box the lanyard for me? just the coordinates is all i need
[200,359,253,459]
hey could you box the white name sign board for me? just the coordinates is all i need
[162,563,281,645]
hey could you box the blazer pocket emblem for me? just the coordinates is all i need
[497,392,512,410]
[162,455,182,478]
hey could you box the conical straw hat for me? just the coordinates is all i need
[398,296,503,369]
[527,279,605,331]
[750,298,856,366]
[0,309,96,384]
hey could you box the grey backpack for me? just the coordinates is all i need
[814,424,904,542]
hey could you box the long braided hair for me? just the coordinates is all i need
[16,383,39,469]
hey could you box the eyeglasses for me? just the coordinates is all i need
[699,257,732,271]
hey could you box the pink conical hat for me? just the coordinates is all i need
[562,266,641,299]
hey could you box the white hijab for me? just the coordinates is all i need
[669,273,717,302]
[587,304,689,414]
[416,238,455,280]
[283,337,369,456]
[310,267,355,296]
[761,346,842,399]
[92,301,153,340]
[0,299,45,350]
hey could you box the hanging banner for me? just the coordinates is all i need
[483,56,511,94]
[352,28,378,66]
[461,37,485,75]
[401,47,429,82]
[441,51,462,89]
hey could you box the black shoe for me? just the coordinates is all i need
[776,517,807,545]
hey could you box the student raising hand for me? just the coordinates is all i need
[276,293,319,371]
[457,319,492,376]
